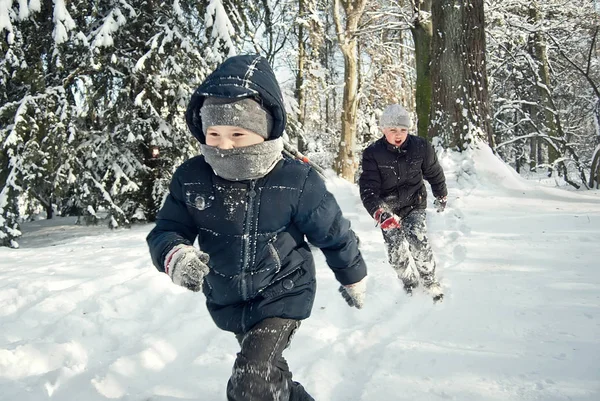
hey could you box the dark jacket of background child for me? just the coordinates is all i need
[147,55,366,334]
[359,135,447,218]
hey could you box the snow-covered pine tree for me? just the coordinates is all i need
[0,1,27,248]
[53,0,237,228]
[73,1,189,227]
[0,0,83,247]
[0,0,239,247]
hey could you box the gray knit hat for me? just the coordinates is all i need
[200,97,274,139]
[380,104,412,129]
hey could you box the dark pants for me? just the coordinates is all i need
[226,317,314,401]
[382,209,437,289]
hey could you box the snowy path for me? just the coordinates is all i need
[1,147,599,401]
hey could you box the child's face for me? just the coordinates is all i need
[382,127,409,147]
[205,126,266,149]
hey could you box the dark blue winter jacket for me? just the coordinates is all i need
[147,55,366,334]
[359,135,447,218]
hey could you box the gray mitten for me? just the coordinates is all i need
[434,196,447,213]
[338,278,367,309]
[164,244,210,292]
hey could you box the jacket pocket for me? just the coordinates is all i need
[183,184,214,211]
[267,242,282,274]
[259,266,305,299]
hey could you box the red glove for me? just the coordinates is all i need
[373,208,401,230]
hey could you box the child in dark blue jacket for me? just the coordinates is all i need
[147,54,367,401]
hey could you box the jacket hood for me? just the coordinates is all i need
[185,54,287,144]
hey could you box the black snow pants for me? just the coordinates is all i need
[382,209,437,289]
[227,317,315,401]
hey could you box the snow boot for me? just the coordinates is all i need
[403,281,418,296]
[425,282,444,303]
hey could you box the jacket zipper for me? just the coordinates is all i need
[396,156,402,199]
[240,180,257,331]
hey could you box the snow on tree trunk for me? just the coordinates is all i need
[0,158,21,248]
[294,0,308,152]
[528,1,560,166]
[590,144,600,189]
[429,0,493,151]
[333,0,367,181]
[336,43,360,180]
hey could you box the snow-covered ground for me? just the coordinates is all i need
[1,145,599,401]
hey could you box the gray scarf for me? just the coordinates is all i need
[200,138,284,181]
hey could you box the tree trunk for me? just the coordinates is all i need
[0,156,21,248]
[528,1,560,167]
[336,44,360,179]
[296,0,307,152]
[46,203,54,219]
[530,136,538,171]
[591,145,600,189]
[411,0,433,140]
[333,0,367,181]
[429,0,494,150]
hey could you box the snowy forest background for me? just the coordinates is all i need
[1,0,600,248]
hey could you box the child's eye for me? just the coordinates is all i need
[208,132,219,137]
[232,132,246,137]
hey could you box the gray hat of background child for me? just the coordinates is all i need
[379,104,412,129]
[200,97,274,139]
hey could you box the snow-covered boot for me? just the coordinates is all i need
[402,279,418,296]
[425,282,444,303]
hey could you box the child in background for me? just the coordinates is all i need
[359,103,446,302]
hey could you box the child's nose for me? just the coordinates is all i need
[217,138,235,149]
